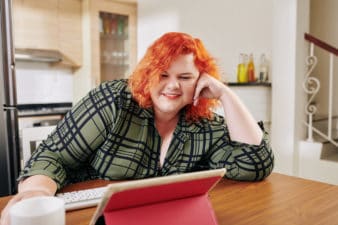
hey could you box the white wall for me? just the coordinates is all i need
[270,0,297,175]
[294,0,310,175]
[15,61,73,104]
[138,0,310,177]
[138,0,273,82]
[270,0,309,175]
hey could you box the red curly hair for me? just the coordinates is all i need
[128,32,221,122]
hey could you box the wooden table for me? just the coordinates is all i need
[1,173,338,225]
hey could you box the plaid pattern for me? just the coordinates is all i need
[19,80,274,189]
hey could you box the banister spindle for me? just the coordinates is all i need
[327,53,334,139]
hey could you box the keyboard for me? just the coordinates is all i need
[56,186,108,211]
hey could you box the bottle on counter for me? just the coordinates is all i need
[258,54,269,82]
[247,53,256,82]
[102,13,112,34]
[117,16,125,36]
[237,53,248,83]
[110,15,117,35]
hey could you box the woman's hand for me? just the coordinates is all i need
[0,175,57,225]
[0,190,51,225]
[193,73,226,105]
[193,73,263,145]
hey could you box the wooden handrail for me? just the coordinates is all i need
[304,33,338,56]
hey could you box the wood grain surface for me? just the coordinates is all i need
[1,173,338,225]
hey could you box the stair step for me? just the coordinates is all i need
[312,128,338,144]
[320,142,338,162]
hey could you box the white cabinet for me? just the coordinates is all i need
[215,83,272,131]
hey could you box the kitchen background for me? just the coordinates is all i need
[0,0,337,195]
[16,62,73,105]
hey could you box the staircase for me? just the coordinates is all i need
[314,117,338,160]
[299,33,338,185]
[312,116,338,146]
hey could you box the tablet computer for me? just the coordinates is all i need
[90,168,226,225]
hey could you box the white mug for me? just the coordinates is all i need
[9,196,65,225]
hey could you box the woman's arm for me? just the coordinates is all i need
[194,73,262,145]
[194,73,273,181]
[1,80,125,225]
[19,81,119,189]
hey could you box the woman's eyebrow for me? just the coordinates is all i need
[163,71,195,76]
[178,72,194,76]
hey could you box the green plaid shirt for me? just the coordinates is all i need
[19,80,274,189]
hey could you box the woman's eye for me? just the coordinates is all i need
[180,76,191,80]
[160,74,169,78]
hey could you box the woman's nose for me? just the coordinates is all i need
[167,78,180,89]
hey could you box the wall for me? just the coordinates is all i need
[270,0,298,175]
[310,0,338,118]
[138,0,273,82]
[15,61,73,104]
[270,0,309,175]
[138,0,310,176]
[295,0,311,176]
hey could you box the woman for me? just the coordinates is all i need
[1,32,273,224]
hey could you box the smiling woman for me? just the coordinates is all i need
[1,32,274,225]
[129,32,221,121]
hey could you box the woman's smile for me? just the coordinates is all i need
[162,92,182,99]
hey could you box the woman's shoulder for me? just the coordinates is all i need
[98,79,148,114]
[91,79,132,100]
[81,79,134,110]
[99,79,129,93]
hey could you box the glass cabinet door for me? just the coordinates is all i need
[99,12,130,82]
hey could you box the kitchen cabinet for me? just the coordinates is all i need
[12,0,83,67]
[57,0,83,66]
[12,0,58,50]
[85,0,137,85]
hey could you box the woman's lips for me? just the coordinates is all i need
[163,93,181,99]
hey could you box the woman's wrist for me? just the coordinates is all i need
[218,85,232,105]
[18,189,53,196]
[18,175,57,196]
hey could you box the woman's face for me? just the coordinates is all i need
[150,53,200,118]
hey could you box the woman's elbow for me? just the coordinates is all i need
[226,149,274,181]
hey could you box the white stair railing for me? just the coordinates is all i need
[303,33,338,147]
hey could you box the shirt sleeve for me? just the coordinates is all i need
[207,121,274,181]
[18,82,118,189]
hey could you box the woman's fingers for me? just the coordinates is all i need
[194,73,225,105]
[0,190,50,225]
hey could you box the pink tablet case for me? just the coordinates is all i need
[102,176,221,225]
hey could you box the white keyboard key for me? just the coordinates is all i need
[56,186,108,211]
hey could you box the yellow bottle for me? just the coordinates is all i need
[237,54,248,83]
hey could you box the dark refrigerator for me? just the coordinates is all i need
[0,0,20,196]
